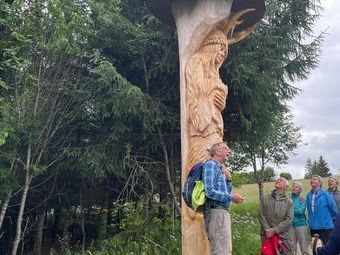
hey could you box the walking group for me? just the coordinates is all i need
[260,175,339,255]
[198,141,340,255]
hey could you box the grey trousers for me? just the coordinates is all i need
[294,225,310,255]
[204,209,231,255]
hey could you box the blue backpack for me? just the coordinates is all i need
[182,162,205,210]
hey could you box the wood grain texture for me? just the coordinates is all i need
[182,27,228,255]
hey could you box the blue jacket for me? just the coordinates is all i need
[306,188,337,230]
[203,159,232,208]
[291,193,307,227]
[317,211,340,255]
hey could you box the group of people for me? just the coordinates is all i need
[201,141,340,255]
[260,175,339,255]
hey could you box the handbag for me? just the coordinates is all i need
[260,234,287,255]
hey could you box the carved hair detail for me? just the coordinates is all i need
[202,29,227,48]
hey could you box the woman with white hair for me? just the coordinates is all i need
[291,181,309,255]
[327,176,340,211]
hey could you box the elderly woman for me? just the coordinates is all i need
[291,181,309,255]
[327,176,340,211]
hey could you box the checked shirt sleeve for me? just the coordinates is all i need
[203,161,231,205]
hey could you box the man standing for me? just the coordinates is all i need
[306,175,337,245]
[259,177,296,254]
[203,141,244,255]
[327,176,340,211]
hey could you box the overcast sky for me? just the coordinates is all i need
[284,0,340,179]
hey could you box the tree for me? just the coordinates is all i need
[223,0,323,141]
[0,0,327,253]
[222,0,323,199]
[304,156,332,178]
[232,112,301,199]
[247,167,276,183]
[0,0,128,253]
[304,158,313,177]
[280,172,292,181]
[317,156,332,177]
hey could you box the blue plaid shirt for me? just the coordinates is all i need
[203,159,232,208]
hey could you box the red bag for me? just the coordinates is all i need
[260,234,280,255]
[260,234,287,255]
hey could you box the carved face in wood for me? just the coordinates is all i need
[202,29,228,68]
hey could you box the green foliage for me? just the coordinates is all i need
[0,99,13,147]
[232,112,302,185]
[231,171,250,187]
[0,0,325,253]
[304,156,332,178]
[0,167,12,198]
[248,167,277,184]
[94,202,180,255]
[64,145,127,182]
[224,0,322,173]
[0,123,9,146]
[30,164,47,176]
[279,172,293,181]
[90,58,145,118]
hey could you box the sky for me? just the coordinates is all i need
[285,0,340,179]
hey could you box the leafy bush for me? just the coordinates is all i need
[90,202,180,255]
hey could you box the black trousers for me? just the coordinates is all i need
[310,228,333,245]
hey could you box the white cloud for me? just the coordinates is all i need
[287,0,340,179]
[334,43,340,58]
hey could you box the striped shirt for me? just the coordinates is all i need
[311,188,320,213]
[203,159,232,208]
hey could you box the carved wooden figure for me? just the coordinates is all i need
[145,0,265,254]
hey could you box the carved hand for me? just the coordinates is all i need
[214,89,226,110]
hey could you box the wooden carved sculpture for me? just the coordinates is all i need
[185,9,255,169]
[145,0,265,254]
[182,9,256,255]
[185,28,228,168]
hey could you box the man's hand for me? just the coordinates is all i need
[300,195,305,203]
[265,228,275,238]
[311,237,322,252]
[221,165,232,180]
[231,193,244,204]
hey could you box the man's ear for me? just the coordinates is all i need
[215,150,222,157]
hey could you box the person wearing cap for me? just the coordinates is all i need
[306,175,337,245]
[290,181,309,255]
[327,176,340,212]
[259,177,296,254]
[203,141,244,255]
